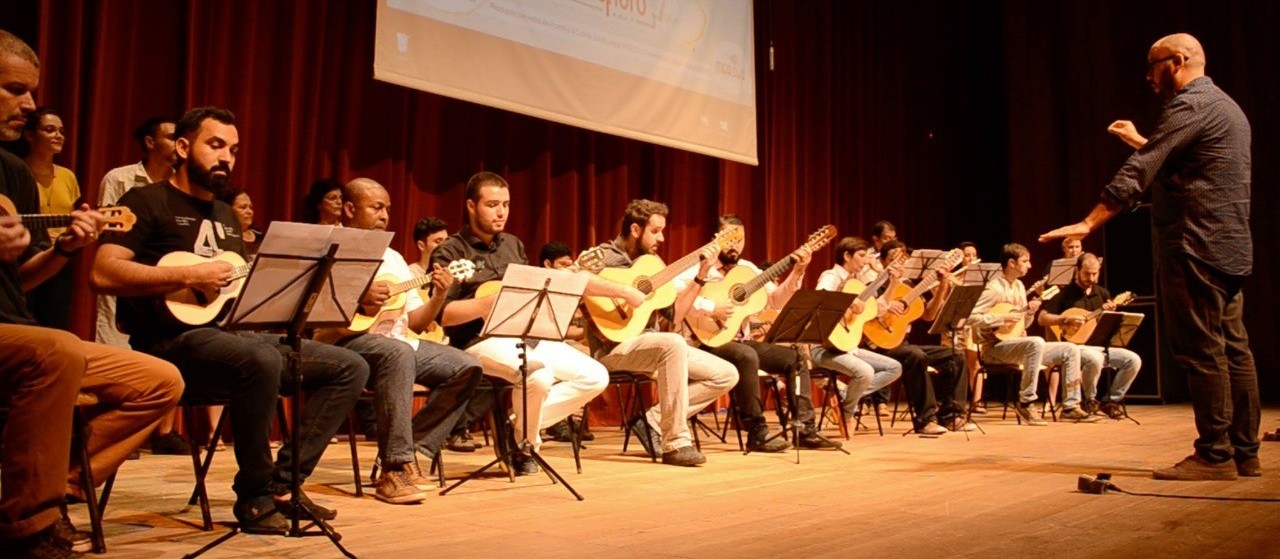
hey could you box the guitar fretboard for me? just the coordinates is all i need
[649,242,715,290]
[18,214,75,231]
[741,255,796,297]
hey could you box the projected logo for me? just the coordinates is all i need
[713,41,747,96]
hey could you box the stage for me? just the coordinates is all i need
[82,404,1279,558]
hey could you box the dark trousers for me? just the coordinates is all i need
[702,341,817,430]
[1158,254,1259,464]
[876,344,966,428]
[139,329,369,499]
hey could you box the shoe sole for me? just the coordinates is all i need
[1152,471,1238,481]
[375,492,428,504]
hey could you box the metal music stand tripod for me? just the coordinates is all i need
[440,264,587,500]
[750,289,855,463]
[1083,311,1145,425]
[184,223,389,559]
[928,284,986,438]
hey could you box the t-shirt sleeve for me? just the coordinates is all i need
[100,187,153,255]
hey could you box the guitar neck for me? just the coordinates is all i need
[857,269,893,302]
[650,242,716,289]
[18,214,76,231]
[900,270,941,305]
[741,255,796,296]
[391,274,432,296]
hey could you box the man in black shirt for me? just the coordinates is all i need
[94,107,369,531]
[1041,33,1258,480]
[1038,254,1142,420]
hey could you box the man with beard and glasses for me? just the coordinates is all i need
[675,214,842,451]
[581,200,739,466]
[94,107,369,534]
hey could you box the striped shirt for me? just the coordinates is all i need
[1103,76,1252,276]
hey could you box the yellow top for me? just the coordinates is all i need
[36,164,81,238]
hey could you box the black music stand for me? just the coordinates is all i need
[901,249,946,283]
[440,264,587,500]
[1045,257,1077,287]
[1083,311,1144,425]
[928,284,986,438]
[183,223,389,559]
[754,290,855,463]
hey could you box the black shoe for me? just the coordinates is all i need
[797,431,842,450]
[1236,456,1262,477]
[51,517,90,554]
[745,425,790,453]
[1080,399,1101,415]
[579,427,595,442]
[0,525,78,559]
[149,432,191,455]
[273,488,337,521]
[511,452,540,476]
[661,446,706,467]
[628,415,662,459]
[543,420,576,443]
[446,432,478,453]
[234,495,289,535]
[1099,401,1126,420]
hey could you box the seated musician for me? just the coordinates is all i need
[1037,253,1141,419]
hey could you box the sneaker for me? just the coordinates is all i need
[1236,457,1262,477]
[1080,399,1101,415]
[234,495,289,535]
[945,417,978,432]
[511,452,539,476]
[628,415,662,459]
[797,431,842,450]
[914,421,948,436]
[51,517,90,554]
[661,446,706,467]
[149,432,191,455]
[1099,401,1126,420]
[1,525,78,559]
[403,460,436,490]
[1153,454,1239,481]
[1012,402,1047,426]
[273,488,337,521]
[375,468,428,504]
[1061,407,1102,422]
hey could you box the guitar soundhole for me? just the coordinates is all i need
[635,277,653,295]
[730,285,747,304]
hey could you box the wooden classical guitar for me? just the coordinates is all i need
[863,248,965,349]
[825,251,907,352]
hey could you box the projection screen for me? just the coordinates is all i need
[374,0,758,165]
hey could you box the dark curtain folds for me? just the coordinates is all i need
[9,0,1275,399]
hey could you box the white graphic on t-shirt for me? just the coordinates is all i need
[192,219,227,257]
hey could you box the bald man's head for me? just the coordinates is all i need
[1147,33,1206,100]
[342,177,391,230]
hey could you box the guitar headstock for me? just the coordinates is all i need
[1028,274,1050,295]
[100,206,137,233]
[1039,285,1060,301]
[1113,291,1135,306]
[446,259,477,282]
[941,248,964,270]
[711,224,744,250]
[574,246,606,273]
[886,249,909,273]
[802,225,838,252]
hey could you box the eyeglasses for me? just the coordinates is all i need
[1146,55,1179,72]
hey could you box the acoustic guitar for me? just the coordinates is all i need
[159,251,253,326]
[348,259,477,333]
[0,193,136,234]
[583,225,745,343]
[989,277,1060,341]
[862,248,965,349]
[1048,291,1135,344]
[824,251,908,352]
[686,225,836,347]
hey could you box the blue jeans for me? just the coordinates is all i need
[137,329,369,499]
[340,335,483,464]
[810,346,902,415]
[1079,346,1141,402]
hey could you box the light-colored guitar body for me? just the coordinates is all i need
[582,254,678,343]
[160,251,249,326]
[687,265,769,347]
[990,302,1029,340]
[1049,291,1134,344]
[862,283,923,349]
[348,273,408,332]
[825,279,878,352]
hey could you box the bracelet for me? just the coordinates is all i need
[54,240,82,258]
[693,276,708,286]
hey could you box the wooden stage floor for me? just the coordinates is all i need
[82,403,1280,558]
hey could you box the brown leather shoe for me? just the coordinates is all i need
[1153,454,1238,481]
[1236,457,1262,477]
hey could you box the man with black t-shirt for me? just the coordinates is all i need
[93,107,369,534]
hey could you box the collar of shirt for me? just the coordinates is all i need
[130,161,152,185]
[460,227,504,251]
